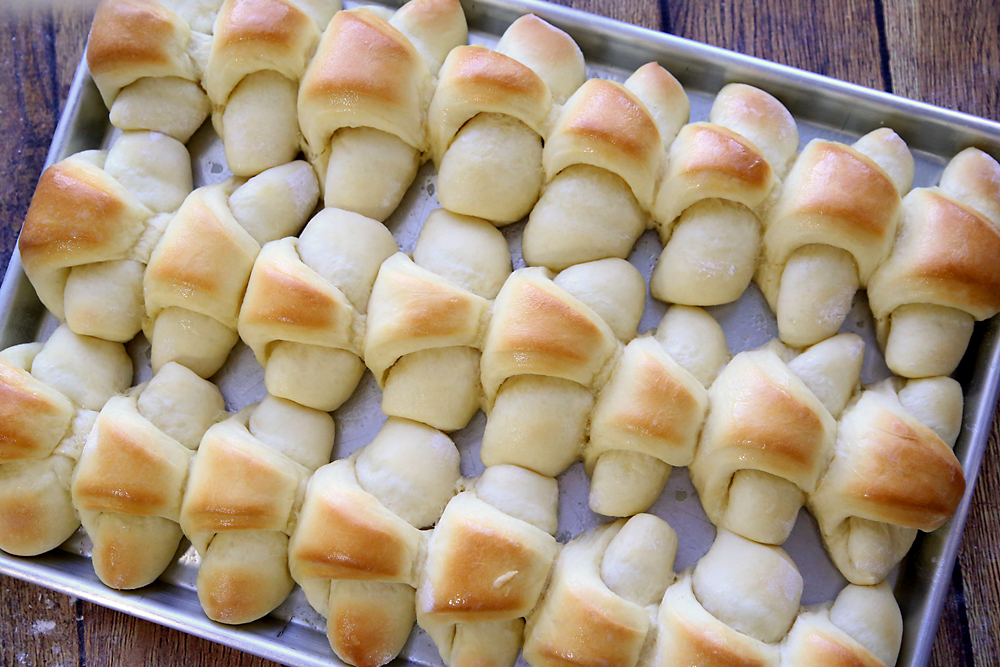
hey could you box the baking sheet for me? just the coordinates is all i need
[2,1,1000,666]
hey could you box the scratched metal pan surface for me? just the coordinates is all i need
[2,1,1000,665]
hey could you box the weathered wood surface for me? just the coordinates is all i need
[1,0,997,665]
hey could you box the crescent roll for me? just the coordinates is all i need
[143,161,318,378]
[522,63,689,270]
[204,0,338,175]
[364,210,511,431]
[239,208,397,411]
[651,84,798,306]
[479,260,645,476]
[179,395,335,624]
[70,362,224,590]
[585,306,729,517]
[782,581,903,667]
[523,514,678,667]
[691,334,864,545]
[0,326,131,557]
[648,529,803,667]
[87,0,211,142]
[868,148,1000,378]
[19,133,192,342]
[417,465,559,667]
[758,129,914,347]
[298,0,467,220]
[288,418,461,667]
[429,15,585,224]
[808,376,965,585]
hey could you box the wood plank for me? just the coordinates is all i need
[666,0,888,89]
[80,601,281,666]
[0,576,81,667]
[549,0,661,29]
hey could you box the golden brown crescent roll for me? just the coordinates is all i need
[782,581,903,667]
[288,418,461,667]
[479,260,645,476]
[19,133,192,343]
[417,465,559,667]
[429,15,585,224]
[297,0,467,220]
[205,0,339,175]
[522,63,689,270]
[758,129,914,347]
[364,210,511,431]
[0,326,131,557]
[70,362,224,590]
[648,529,803,667]
[179,395,335,624]
[652,84,798,306]
[239,208,397,411]
[868,148,1000,378]
[691,334,864,545]
[87,0,211,142]
[143,161,318,378]
[523,514,678,667]
[808,376,965,585]
[585,306,729,517]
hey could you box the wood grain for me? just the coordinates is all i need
[0,1,999,666]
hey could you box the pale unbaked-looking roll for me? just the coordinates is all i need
[429,15,585,224]
[143,161,319,378]
[417,465,559,667]
[364,209,511,431]
[782,581,903,667]
[523,514,678,667]
[584,306,729,517]
[19,132,192,343]
[71,362,224,590]
[0,326,131,557]
[87,0,212,142]
[288,418,461,667]
[868,148,1000,378]
[808,376,965,585]
[179,394,335,624]
[521,63,689,271]
[651,84,798,306]
[239,208,397,411]
[479,260,645,476]
[205,0,339,175]
[297,0,467,220]
[758,129,914,347]
[690,334,864,545]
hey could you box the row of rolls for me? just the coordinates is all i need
[4,0,1000,666]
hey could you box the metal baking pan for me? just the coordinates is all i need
[3,1,1000,665]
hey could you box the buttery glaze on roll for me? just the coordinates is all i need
[0,326,131,557]
[239,208,397,411]
[758,129,914,347]
[429,15,585,224]
[868,148,1000,378]
[19,132,192,343]
[298,0,467,220]
[652,84,798,306]
[521,63,689,270]
[809,376,965,585]
[479,260,645,476]
[691,334,864,545]
[289,418,461,667]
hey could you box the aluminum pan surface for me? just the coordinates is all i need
[2,2,1000,666]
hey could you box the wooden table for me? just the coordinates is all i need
[1,0,998,665]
